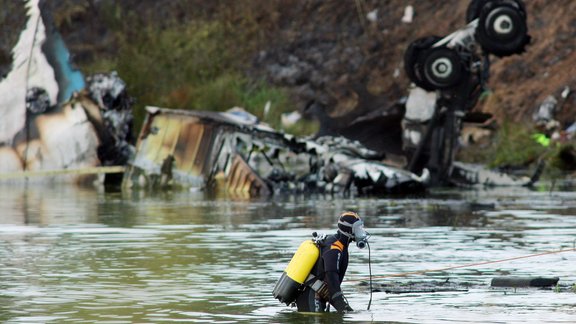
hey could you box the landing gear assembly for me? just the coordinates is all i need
[402,0,530,185]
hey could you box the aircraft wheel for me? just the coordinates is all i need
[421,47,466,90]
[475,0,530,56]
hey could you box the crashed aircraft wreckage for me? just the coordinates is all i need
[401,0,539,187]
[1,0,540,193]
[122,107,430,196]
[123,0,540,195]
[0,0,134,184]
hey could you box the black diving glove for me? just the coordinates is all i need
[331,292,353,313]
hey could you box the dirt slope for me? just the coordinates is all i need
[2,0,575,135]
[248,0,576,128]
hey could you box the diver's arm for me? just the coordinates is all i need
[324,249,353,312]
[324,268,341,297]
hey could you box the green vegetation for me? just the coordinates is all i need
[487,121,547,168]
[458,121,546,168]
[458,119,576,180]
[78,2,317,135]
[53,2,569,174]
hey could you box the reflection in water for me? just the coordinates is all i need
[0,184,575,323]
[0,184,101,225]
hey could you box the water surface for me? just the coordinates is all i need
[1,184,575,323]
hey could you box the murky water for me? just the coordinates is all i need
[1,183,576,323]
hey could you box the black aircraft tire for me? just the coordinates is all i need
[475,1,530,57]
[466,0,490,23]
[420,47,466,91]
[466,0,526,23]
[404,36,443,91]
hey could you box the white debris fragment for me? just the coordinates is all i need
[281,110,302,128]
[561,86,571,99]
[223,107,259,125]
[532,95,558,123]
[366,9,378,22]
[0,0,56,144]
[402,5,414,23]
[264,100,271,118]
[404,86,437,122]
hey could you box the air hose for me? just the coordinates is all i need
[367,241,373,310]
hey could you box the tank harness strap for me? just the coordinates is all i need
[304,274,330,300]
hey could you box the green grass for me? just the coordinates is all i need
[79,3,317,136]
[488,121,547,168]
[457,119,576,180]
[457,121,545,167]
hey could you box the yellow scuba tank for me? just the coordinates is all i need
[272,239,320,305]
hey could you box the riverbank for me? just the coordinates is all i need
[1,0,575,178]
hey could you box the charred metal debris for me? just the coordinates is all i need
[123,107,429,196]
[1,0,543,192]
[123,0,540,195]
[0,0,134,183]
[362,276,567,294]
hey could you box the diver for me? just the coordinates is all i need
[273,211,369,313]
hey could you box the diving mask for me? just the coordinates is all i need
[352,220,370,249]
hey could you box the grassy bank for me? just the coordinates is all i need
[458,120,576,180]
[76,2,317,136]
[54,1,574,180]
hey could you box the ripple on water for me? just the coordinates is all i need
[1,186,576,323]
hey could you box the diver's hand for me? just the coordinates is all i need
[331,293,354,313]
[344,303,354,313]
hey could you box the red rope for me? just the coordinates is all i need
[348,246,576,282]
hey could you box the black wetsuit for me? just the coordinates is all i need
[295,233,352,312]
